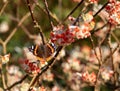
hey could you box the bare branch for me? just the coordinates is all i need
[0,1,9,16]
[26,0,45,45]
[5,12,30,44]
[63,0,84,22]
[43,0,54,29]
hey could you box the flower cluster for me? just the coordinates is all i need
[50,25,75,45]
[100,67,114,81]
[50,11,95,46]
[105,0,120,25]
[0,53,10,64]
[19,59,40,74]
[81,71,96,84]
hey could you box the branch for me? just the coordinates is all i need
[0,1,9,16]
[27,0,45,45]
[5,74,28,90]
[35,2,59,23]
[43,0,54,29]
[93,1,109,17]
[5,12,30,44]
[63,0,84,22]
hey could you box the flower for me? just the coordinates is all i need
[88,0,99,4]
[0,53,10,64]
[100,67,114,81]
[105,0,120,25]
[81,71,96,84]
[43,70,54,81]
[19,59,40,75]
[50,25,75,46]
[0,21,9,33]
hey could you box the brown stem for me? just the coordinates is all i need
[5,12,30,44]
[90,36,101,65]
[43,0,54,29]
[26,0,45,45]
[63,0,84,22]
[5,74,28,90]
[93,1,109,17]
[35,2,59,23]
[0,1,9,16]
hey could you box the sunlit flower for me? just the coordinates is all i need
[52,86,60,91]
[43,70,54,81]
[81,71,96,84]
[19,59,40,75]
[88,0,99,4]
[100,67,114,81]
[0,21,9,33]
[20,83,29,91]
[7,65,23,87]
[0,53,10,64]
[105,0,120,25]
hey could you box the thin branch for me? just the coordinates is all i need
[106,23,115,84]
[90,36,101,65]
[26,0,45,45]
[5,12,30,44]
[0,1,9,16]
[111,32,120,45]
[63,0,84,22]
[43,0,54,29]
[91,22,108,34]
[35,2,59,23]
[104,44,119,64]
[8,15,37,40]
[5,74,28,90]
[93,1,109,17]
[90,36,102,91]
[1,70,7,90]
[21,25,37,39]
[0,38,4,44]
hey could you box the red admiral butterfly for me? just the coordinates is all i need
[28,43,56,62]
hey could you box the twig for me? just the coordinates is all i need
[5,12,30,44]
[35,2,59,23]
[8,15,37,40]
[21,25,37,39]
[106,23,116,85]
[111,32,120,45]
[0,1,9,16]
[63,0,84,22]
[43,0,54,29]
[27,0,45,45]
[0,38,3,44]
[90,36,101,65]
[1,70,7,90]
[0,12,30,90]
[5,74,28,90]
[91,22,108,34]
[90,36,102,91]
[93,1,109,17]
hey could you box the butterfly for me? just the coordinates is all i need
[28,43,56,62]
